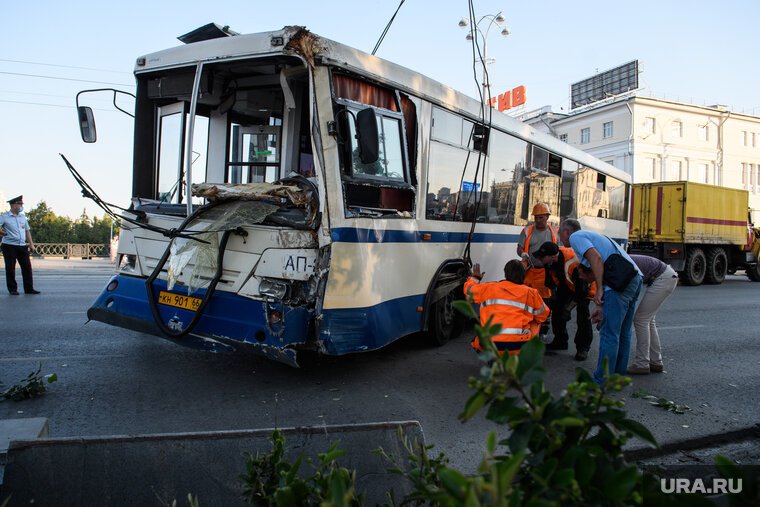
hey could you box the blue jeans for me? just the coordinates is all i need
[594,275,643,384]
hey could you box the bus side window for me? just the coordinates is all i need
[567,165,627,221]
[484,129,527,224]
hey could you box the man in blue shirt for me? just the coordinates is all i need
[559,218,641,384]
[0,195,40,295]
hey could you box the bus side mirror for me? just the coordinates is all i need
[356,108,379,164]
[78,106,97,143]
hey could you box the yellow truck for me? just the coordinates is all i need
[629,181,760,285]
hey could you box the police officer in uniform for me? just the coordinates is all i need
[1,195,40,295]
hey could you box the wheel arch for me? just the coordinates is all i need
[420,258,469,332]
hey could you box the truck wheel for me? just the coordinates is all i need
[705,247,727,285]
[680,247,706,286]
[747,263,760,282]
[427,288,464,346]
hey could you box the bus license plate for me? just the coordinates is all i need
[158,291,201,312]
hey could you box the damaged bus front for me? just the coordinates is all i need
[83,28,353,366]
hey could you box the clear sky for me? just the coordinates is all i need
[2,0,758,219]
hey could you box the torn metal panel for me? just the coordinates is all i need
[283,27,324,67]
[192,182,308,205]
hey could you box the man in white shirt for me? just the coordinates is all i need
[0,195,40,295]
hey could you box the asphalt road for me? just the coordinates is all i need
[1,259,759,472]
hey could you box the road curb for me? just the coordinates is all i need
[624,423,760,462]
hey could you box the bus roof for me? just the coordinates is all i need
[135,26,630,184]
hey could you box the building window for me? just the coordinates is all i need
[705,164,713,184]
[751,164,756,188]
[671,121,682,137]
[580,127,590,144]
[698,125,709,141]
[559,133,568,143]
[753,132,757,148]
[603,121,613,138]
[743,131,748,146]
[646,158,656,179]
[645,117,656,134]
[670,160,682,181]
[742,163,748,187]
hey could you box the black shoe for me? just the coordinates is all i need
[25,289,41,294]
[9,290,19,295]
[546,341,568,351]
[574,349,588,361]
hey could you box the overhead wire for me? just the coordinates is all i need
[0,71,134,87]
[0,58,131,75]
[372,0,406,55]
[461,0,493,265]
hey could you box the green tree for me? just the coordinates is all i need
[26,201,73,243]
[25,201,117,244]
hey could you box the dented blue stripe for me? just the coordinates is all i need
[319,294,425,355]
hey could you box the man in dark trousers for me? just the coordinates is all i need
[535,241,595,361]
[0,195,40,295]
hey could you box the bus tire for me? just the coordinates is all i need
[747,263,760,282]
[427,288,464,346]
[705,247,727,285]
[680,247,706,286]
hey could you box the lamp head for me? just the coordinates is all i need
[458,17,469,27]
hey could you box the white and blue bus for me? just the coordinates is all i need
[77,26,631,366]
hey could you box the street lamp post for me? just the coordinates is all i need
[458,12,510,105]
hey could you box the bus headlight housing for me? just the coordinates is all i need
[119,254,137,274]
[259,279,289,299]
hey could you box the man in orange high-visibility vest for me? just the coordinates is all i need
[464,259,550,355]
[535,241,596,361]
[516,202,558,340]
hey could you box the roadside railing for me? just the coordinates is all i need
[35,243,108,259]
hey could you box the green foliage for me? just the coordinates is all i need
[239,429,364,506]
[632,388,692,414]
[26,200,118,244]
[374,426,452,505]
[1,363,58,401]
[382,332,661,505]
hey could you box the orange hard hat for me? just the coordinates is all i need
[532,202,550,215]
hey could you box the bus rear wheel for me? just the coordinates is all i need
[705,247,727,285]
[680,247,706,286]
[427,288,464,346]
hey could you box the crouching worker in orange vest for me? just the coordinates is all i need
[465,259,551,355]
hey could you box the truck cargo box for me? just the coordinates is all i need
[630,181,748,246]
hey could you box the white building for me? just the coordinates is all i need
[523,96,760,223]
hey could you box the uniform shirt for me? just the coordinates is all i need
[569,230,642,290]
[518,225,557,268]
[0,211,30,246]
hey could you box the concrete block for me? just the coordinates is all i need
[0,420,424,506]
[0,418,49,454]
